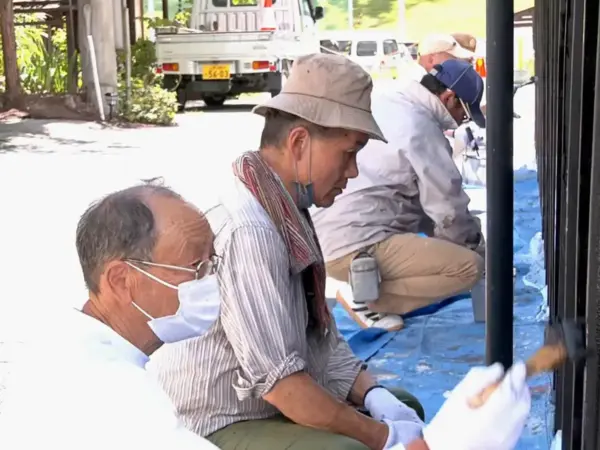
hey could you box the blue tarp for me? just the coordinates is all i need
[331,176,552,449]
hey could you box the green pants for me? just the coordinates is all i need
[207,387,425,450]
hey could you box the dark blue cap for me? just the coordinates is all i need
[430,59,486,128]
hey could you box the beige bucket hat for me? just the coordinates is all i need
[253,53,387,143]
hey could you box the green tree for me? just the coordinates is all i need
[318,0,445,32]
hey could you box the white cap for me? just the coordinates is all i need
[418,34,474,59]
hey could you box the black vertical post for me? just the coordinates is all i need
[127,0,137,45]
[485,0,514,368]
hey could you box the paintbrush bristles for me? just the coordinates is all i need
[468,344,568,409]
[525,344,568,377]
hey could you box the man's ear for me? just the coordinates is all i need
[102,260,136,306]
[286,126,310,162]
[424,55,435,70]
[438,89,455,104]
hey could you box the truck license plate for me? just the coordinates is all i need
[202,65,230,80]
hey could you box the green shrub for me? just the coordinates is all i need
[0,14,79,94]
[116,39,177,125]
[119,81,178,125]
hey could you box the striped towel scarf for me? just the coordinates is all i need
[232,151,331,333]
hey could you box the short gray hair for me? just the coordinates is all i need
[76,182,182,294]
[259,108,342,148]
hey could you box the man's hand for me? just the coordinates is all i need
[264,372,389,450]
[347,369,379,407]
[364,387,423,425]
[386,439,431,450]
[422,362,531,450]
[382,419,424,449]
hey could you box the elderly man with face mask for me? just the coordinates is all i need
[0,183,221,450]
[148,54,529,450]
[313,58,486,332]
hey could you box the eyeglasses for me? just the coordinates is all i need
[127,254,220,280]
[458,98,473,123]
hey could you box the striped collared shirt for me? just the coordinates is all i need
[146,176,363,437]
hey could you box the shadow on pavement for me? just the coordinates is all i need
[0,118,138,155]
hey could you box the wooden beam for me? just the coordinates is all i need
[126,0,136,43]
[14,6,73,13]
[14,20,62,26]
[14,1,63,6]
[13,1,66,8]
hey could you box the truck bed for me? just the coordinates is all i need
[155,30,280,62]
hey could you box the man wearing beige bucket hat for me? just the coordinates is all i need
[147,52,530,450]
[149,53,428,450]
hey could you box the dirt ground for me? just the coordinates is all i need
[0,94,99,123]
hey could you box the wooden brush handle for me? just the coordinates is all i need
[467,344,567,408]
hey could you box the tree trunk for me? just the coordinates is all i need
[0,0,24,109]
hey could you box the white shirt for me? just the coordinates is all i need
[312,80,482,261]
[0,309,219,450]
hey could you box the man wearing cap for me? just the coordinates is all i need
[451,32,478,56]
[413,33,486,156]
[403,33,484,156]
[447,32,488,156]
[415,33,475,77]
[313,58,486,332]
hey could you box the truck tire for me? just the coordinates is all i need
[202,95,226,108]
[162,74,181,91]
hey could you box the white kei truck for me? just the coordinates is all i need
[155,0,324,109]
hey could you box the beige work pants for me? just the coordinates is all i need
[326,233,484,315]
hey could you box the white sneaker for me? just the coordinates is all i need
[336,285,404,332]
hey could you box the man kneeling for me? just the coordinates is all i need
[312,59,486,331]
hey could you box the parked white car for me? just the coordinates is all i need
[319,31,413,78]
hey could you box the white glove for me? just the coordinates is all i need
[423,362,531,450]
[454,124,484,152]
[383,419,424,449]
[364,387,424,425]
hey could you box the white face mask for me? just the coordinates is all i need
[126,260,221,344]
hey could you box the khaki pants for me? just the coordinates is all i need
[327,234,484,315]
[207,387,424,450]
